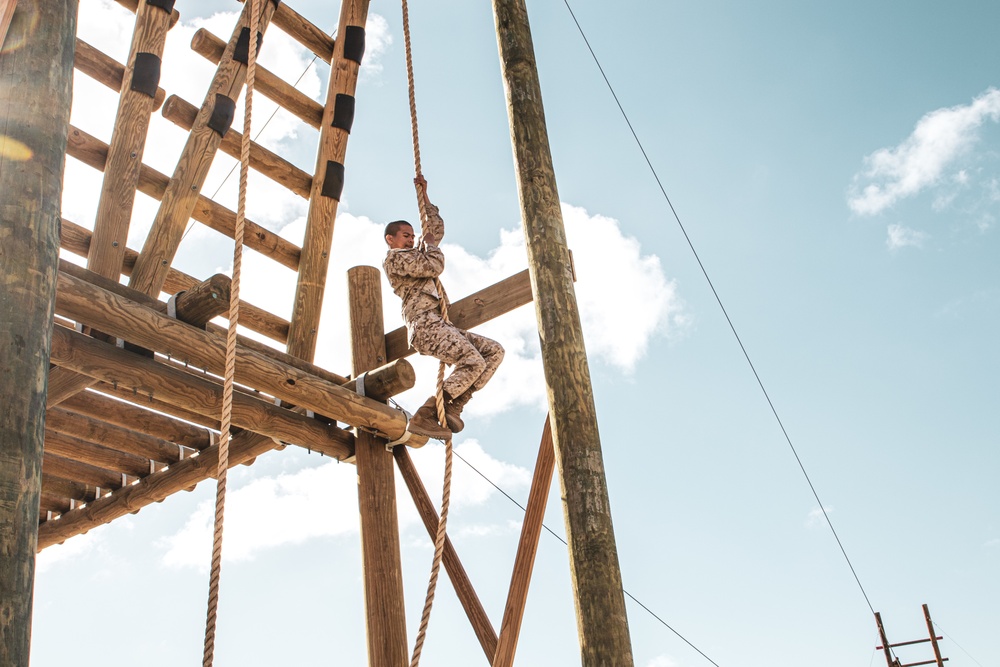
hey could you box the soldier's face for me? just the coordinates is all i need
[386,225,415,249]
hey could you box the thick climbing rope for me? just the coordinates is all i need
[201,0,259,664]
[401,0,454,664]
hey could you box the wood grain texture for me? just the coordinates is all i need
[191,28,323,129]
[493,0,635,663]
[73,38,166,110]
[349,265,408,666]
[0,2,76,662]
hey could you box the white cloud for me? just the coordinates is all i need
[886,223,928,251]
[159,440,530,569]
[805,506,833,528]
[646,656,680,667]
[35,528,105,574]
[848,88,1000,216]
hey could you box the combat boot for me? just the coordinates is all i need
[444,390,473,433]
[407,395,451,440]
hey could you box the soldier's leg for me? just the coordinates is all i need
[411,316,486,398]
[462,331,504,392]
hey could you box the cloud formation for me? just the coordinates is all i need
[886,223,929,251]
[848,88,1000,216]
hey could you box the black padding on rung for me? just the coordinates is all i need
[145,0,175,13]
[331,94,355,132]
[234,27,265,65]
[130,52,161,98]
[321,161,345,200]
[343,26,365,64]
[208,94,236,137]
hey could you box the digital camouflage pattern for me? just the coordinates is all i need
[383,204,504,398]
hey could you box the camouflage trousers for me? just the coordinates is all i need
[409,310,504,398]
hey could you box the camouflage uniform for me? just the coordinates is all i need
[383,205,504,399]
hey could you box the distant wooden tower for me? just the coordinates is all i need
[0,0,633,664]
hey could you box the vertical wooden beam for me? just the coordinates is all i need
[348,266,408,667]
[0,0,77,663]
[394,446,499,661]
[88,0,172,281]
[491,1,634,664]
[285,0,369,361]
[493,416,555,667]
[923,604,945,667]
[128,0,278,297]
[875,612,895,667]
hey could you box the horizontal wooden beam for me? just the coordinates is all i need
[49,324,355,455]
[66,124,302,272]
[385,269,533,362]
[190,28,324,129]
[43,452,134,492]
[60,218,291,344]
[161,93,313,197]
[93,380,221,430]
[56,266,413,438]
[74,38,166,110]
[46,405,188,463]
[44,428,157,479]
[36,431,280,550]
[42,474,101,504]
[269,2,334,63]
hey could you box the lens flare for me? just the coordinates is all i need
[0,4,39,56]
[0,134,33,161]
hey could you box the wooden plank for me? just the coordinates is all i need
[129,0,280,297]
[386,269,533,362]
[87,1,171,284]
[44,429,157,478]
[493,0,635,662]
[285,0,370,361]
[190,28,324,129]
[270,1,334,63]
[48,324,354,456]
[493,416,555,667]
[36,431,280,550]
[349,264,408,666]
[55,266,412,439]
[60,217,292,344]
[42,474,101,504]
[94,380,221,430]
[60,389,214,451]
[46,406,187,463]
[43,453,134,491]
[74,38,166,110]
[161,93,313,197]
[0,1,75,662]
[67,125,302,273]
[394,446,499,661]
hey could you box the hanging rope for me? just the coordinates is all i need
[401,0,454,664]
[202,0,259,664]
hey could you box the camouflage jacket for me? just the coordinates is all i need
[383,204,449,328]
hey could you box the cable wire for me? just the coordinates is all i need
[932,620,985,667]
[559,0,878,617]
[453,449,722,667]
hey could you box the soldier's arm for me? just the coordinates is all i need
[385,247,444,278]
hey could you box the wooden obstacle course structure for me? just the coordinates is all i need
[875,604,948,667]
[0,0,634,664]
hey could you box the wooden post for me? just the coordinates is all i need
[0,0,77,663]
[923,604,945,667]
[0,0,16,48]
[493,416,555,666]
[875,612,896,667]
[348,266,408,667]
[491,1,635,664]
[285,0,370,362]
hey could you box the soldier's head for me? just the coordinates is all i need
[385,220,415,249]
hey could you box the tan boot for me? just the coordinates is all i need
[444,390,473,433]
[407,395,451,440]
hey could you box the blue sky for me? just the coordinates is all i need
[31,1,998,666]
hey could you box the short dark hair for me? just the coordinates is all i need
[384,220,413,238]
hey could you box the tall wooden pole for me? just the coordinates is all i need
[348,266,408,667]
[0,1,77,664]
[491,1,635,664]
